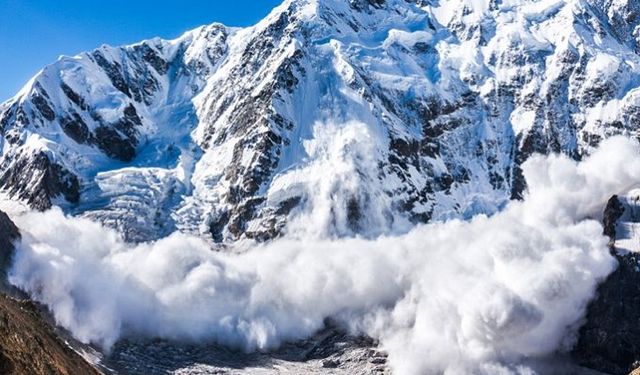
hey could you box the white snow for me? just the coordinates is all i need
[10,136,640,375]
[2,0,640,372]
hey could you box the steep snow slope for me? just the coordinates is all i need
[0,24,231,241]
[2,0,640,242]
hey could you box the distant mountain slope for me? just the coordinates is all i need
[1,0,640,243]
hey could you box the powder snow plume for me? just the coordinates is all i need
[8,129,640,374]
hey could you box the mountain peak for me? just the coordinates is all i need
[1,0,640,242]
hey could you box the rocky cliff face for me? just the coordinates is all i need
[573,194,640,375]
[2,0,640,243]
[0,210,20,280]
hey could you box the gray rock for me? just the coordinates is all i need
[100,322,389,375]
[0,210,19,278]
[573,196,640,374]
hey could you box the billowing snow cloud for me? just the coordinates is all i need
[8,131,640,374]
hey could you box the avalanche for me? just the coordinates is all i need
[3,0,640,373]
[9,136,640,374]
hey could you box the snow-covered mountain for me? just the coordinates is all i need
[2,0,640,243]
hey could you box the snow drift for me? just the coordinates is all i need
[7,133,640,374]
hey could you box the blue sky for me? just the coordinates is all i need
[0,0,282,102]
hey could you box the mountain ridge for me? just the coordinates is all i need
[1,0,640,244]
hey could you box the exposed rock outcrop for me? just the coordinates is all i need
[0,152,80,211]
[573,196,640,374]
[0,210,20,280]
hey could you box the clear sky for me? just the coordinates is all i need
[0,0,283,102]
